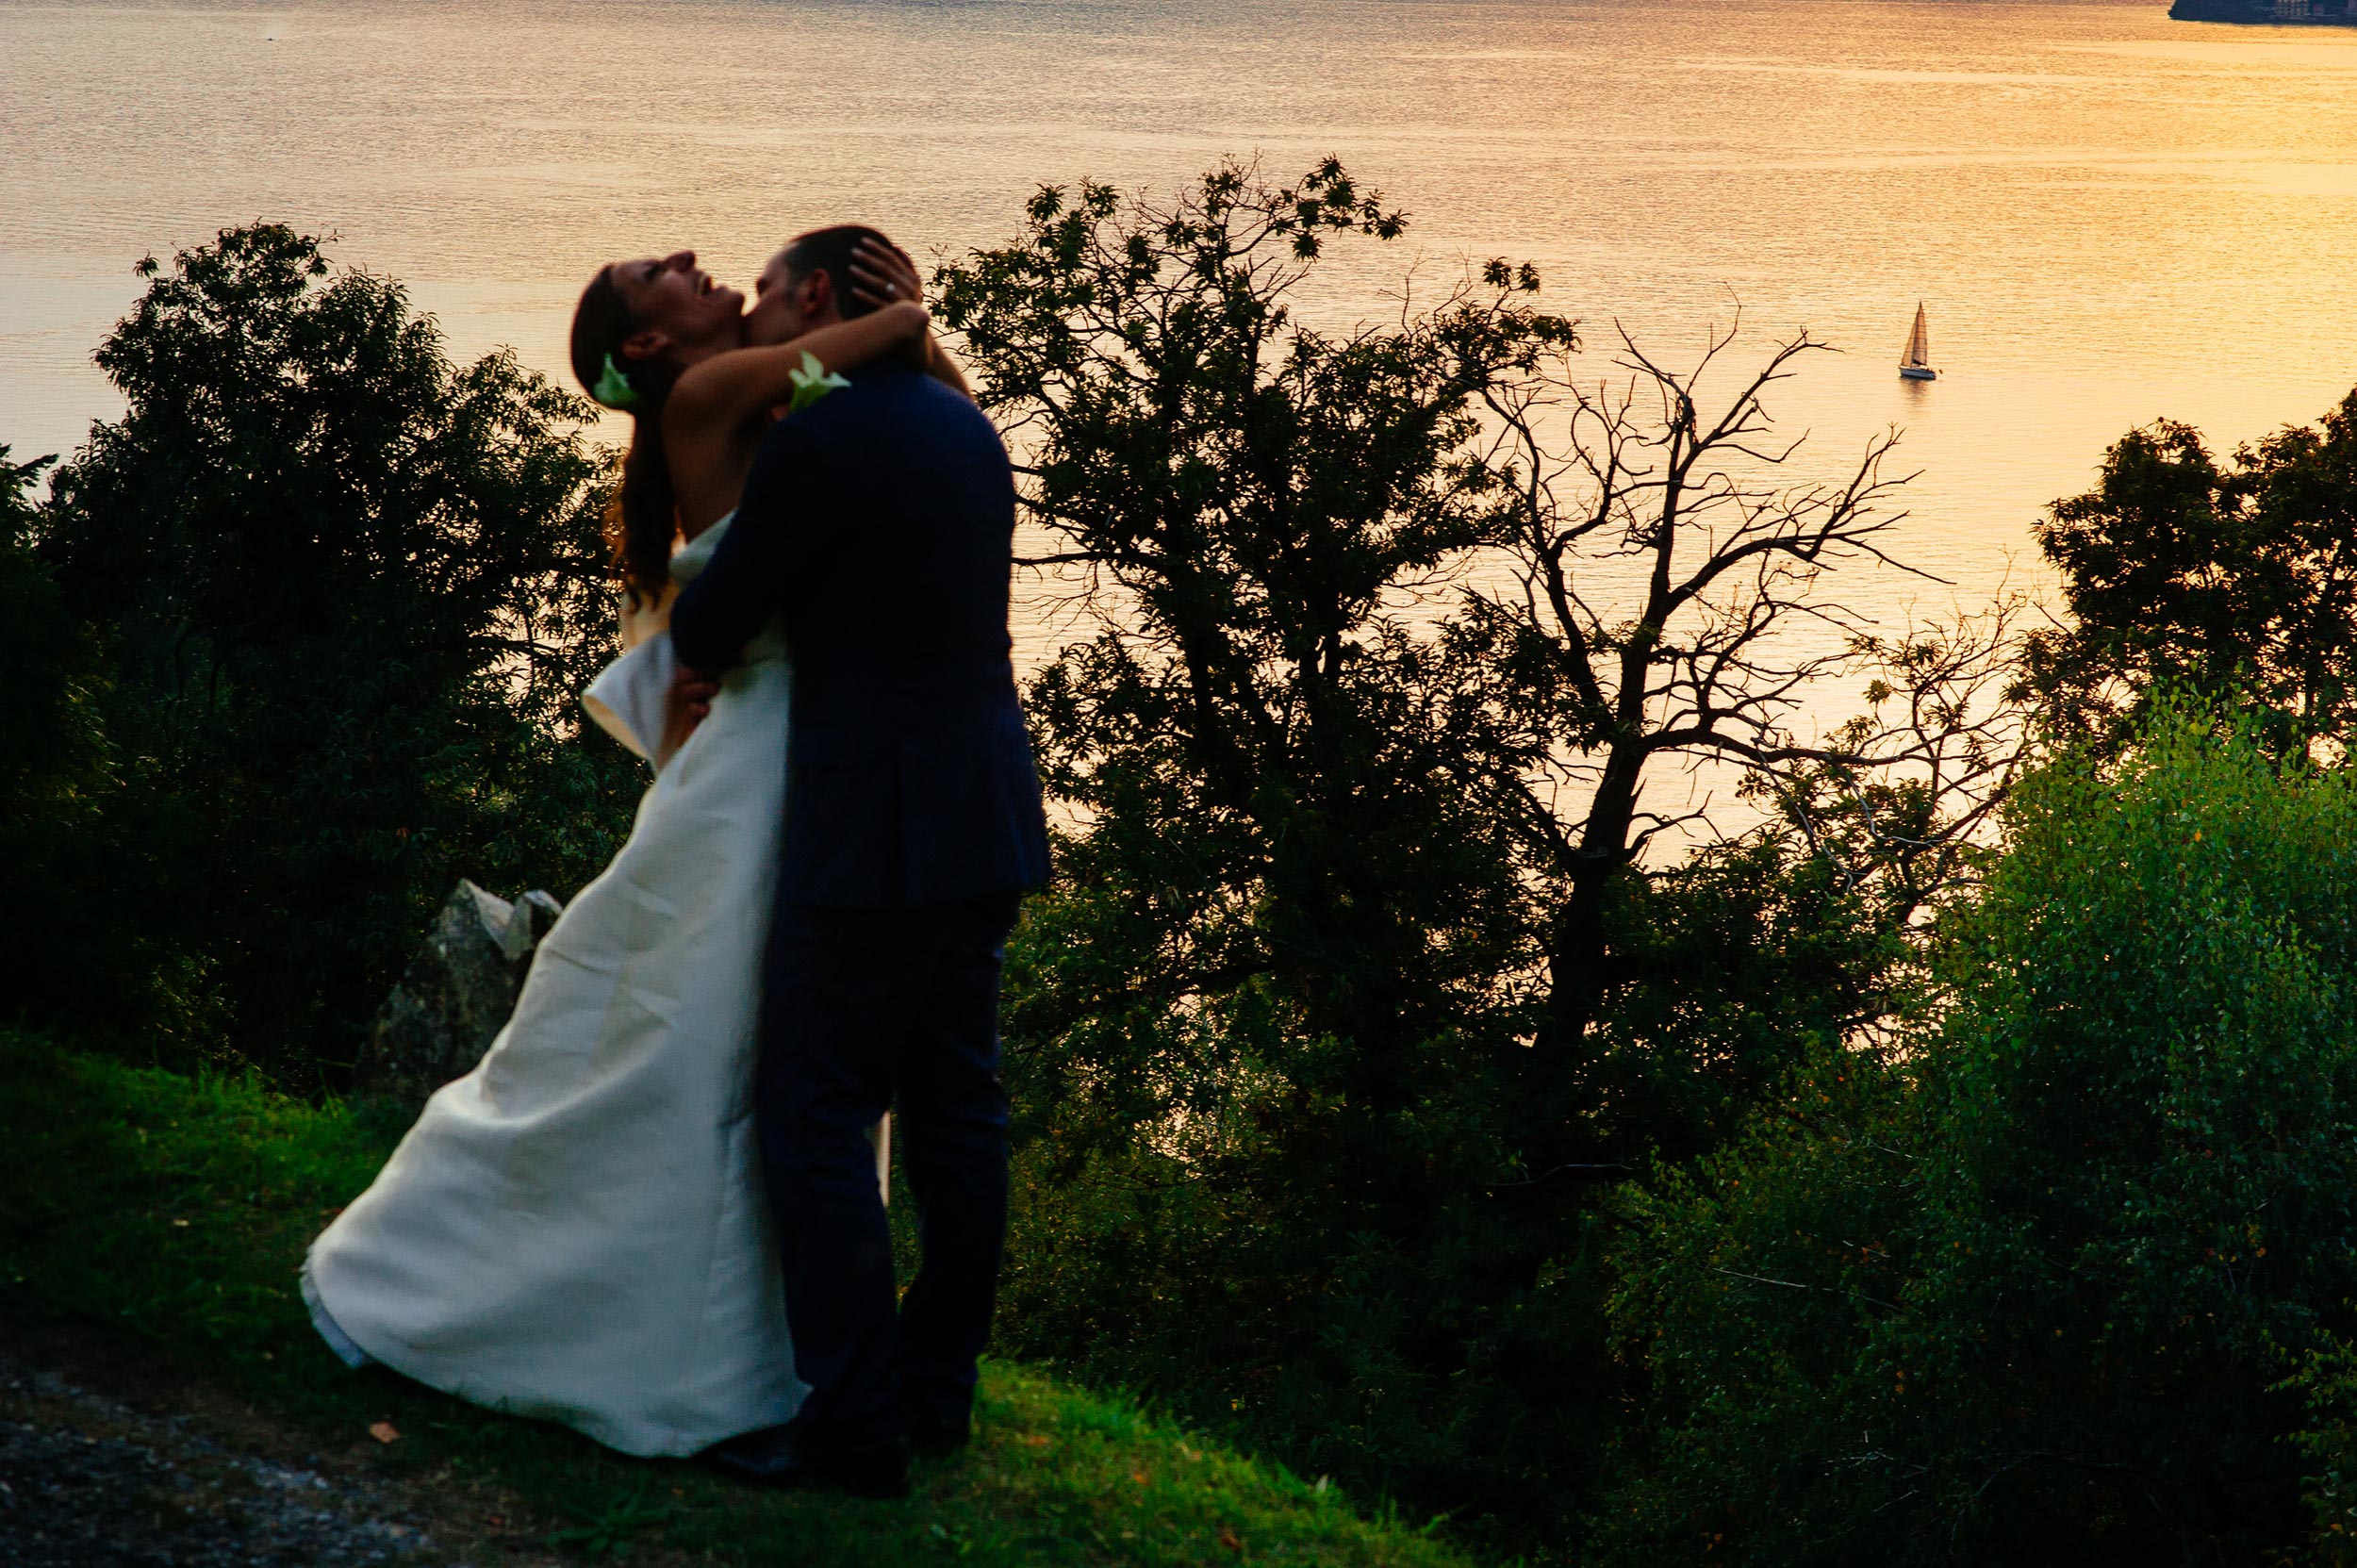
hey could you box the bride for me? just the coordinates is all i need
[302,237,960,1457]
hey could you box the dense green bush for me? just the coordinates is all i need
[1597,710,2357,1564]
[12,225,637,1081]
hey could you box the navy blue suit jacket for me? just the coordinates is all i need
[668,365,1051,908]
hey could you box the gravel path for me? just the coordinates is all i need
[0,1352,442,1567]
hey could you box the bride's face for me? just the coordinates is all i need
[610,250,745,360]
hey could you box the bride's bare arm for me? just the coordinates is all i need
[664,301,926,531]
[665,242,972,535]
[668,300,931,438]
[668,240,962,436]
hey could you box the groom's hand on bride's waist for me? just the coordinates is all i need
[658,667,721,767]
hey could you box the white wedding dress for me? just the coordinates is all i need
[303,515,875,1458]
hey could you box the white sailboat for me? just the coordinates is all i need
[1899,302,1938,381]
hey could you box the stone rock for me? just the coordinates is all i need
[354,879,564,1107]
[503,889,564,964]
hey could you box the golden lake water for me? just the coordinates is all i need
[6,0,2356,687]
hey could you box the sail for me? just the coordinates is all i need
[1903,304,1931,370]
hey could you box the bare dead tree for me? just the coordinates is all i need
[1754,597,2031,917]
[1450,316,2027,1050]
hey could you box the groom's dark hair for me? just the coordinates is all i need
[781,224,897,322]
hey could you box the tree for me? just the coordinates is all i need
[1447,319,2023,1163]
[937,158,1601,1536]
[33,224,635,1080]
[0,447,207,1046]
[0,447,94,824]
[2024,393,2357,757]
[936,161,2012,1554]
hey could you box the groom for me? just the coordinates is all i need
[668,224,1051,1498]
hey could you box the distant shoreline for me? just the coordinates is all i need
[2170,0,2357,24]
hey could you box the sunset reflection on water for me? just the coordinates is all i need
[3,0,2353,701]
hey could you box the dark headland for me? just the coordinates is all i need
[2172,0,2357,22]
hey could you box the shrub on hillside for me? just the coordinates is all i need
[1596,709,2357,1563]
[21,225,636,1081]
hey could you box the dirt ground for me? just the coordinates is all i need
[0,1330,564,1568]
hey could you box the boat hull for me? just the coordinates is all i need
[1899,366,1938,381]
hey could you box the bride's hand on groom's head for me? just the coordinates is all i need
[849,239,926,320]
[849,237,972,396]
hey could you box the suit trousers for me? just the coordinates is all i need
[753,891,1023,1446]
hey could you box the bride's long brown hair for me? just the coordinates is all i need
[570,268,684,606]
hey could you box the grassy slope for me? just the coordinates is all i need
[0,1032,1475,1567]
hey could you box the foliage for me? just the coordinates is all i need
[0,1031,1481,1568]
[1574,831,1914,1169]
[2024,393,2357,758]
[26,224,639,1082]
[942,158,1583,1544]
[1,446,92,813]
[0,446,218,1047]
[1449,323,2021,1064]
[938,160,1956,1558]
[1596,708,2357,1564]
[2283,1342,2357,1566]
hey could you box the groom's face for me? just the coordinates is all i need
[742,247,836,348]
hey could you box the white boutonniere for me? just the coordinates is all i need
[785,351,851,415]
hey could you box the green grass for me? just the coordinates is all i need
[0,1031,1477,1566]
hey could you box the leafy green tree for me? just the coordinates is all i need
[1571,830,1911,1168]
[939,157,1582,1534]
[2024,394,2357,756]
[0,447,207,1046]
[0,447,93,820]
[937,161,1981,1556]
[34,224,635,1081]
[1599,708,2357,1564]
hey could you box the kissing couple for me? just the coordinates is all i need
[302,225,1052,1500]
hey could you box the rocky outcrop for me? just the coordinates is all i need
[354,881,563,1107]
